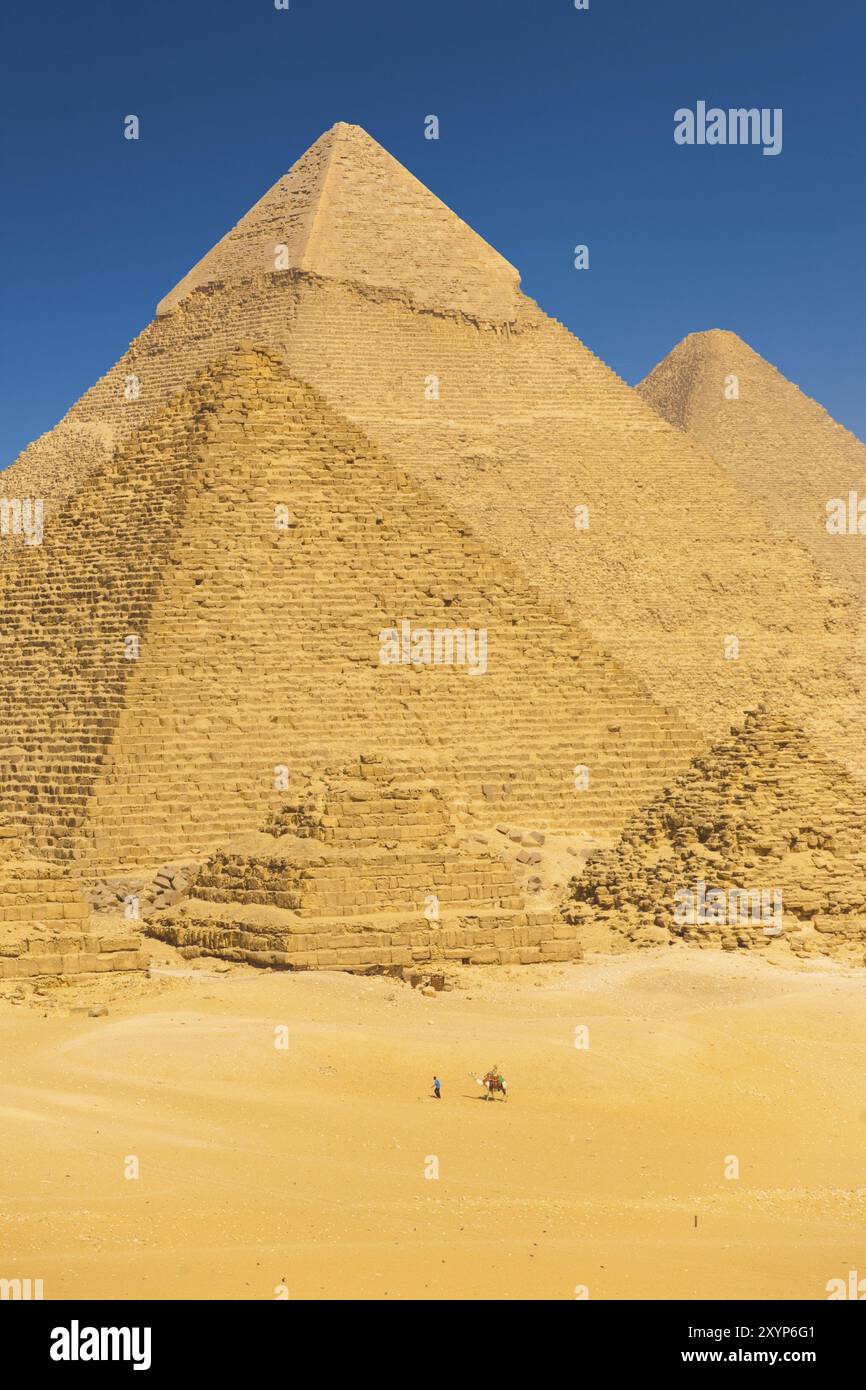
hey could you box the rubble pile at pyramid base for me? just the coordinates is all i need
[566,710,866,964]
[148,758,579,971]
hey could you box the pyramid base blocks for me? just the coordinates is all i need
[143,763,582,971]
[0,933,149,979]
[150,902,580,972]
[0,852,150,978]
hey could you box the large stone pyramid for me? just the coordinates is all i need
[6,124,866,781]
[0,345,698,898]
[5,124,866,977]
[568,708,866,962]
[638,329,866,600]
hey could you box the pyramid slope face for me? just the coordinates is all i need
[0,818,85,949]
[0,375,213,861]
[156,123,521,321]
[0,347,699,877]
[569,709,866,962]
[7,129,866,785]
[638,329,866,599]
[0,420,113,518]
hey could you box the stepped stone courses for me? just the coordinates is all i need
[6,126,864,779]
[568,709,866,963]
[151,758,577,970]
[0,345,699,879]
[0,820,146,979]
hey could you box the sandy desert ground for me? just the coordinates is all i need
[1,944,864,1301]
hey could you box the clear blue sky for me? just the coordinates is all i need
[1,0,864,464]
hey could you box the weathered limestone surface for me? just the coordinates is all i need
[3,125,864,971]
[568,709,866,962]
[5,127,863,779]
[638,329,866,601]
[151,758,578,970]
[0,346,699,881]
[0,822,147,978]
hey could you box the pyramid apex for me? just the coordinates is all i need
[685,328,754,352]
[325,120,375,139]
[157,123,521,320]
[636,328,767,428]
[307,120,377,148]
[653,328,750,361]
[690,327,741,341]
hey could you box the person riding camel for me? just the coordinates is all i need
[471,1066,508,1100]
[481,1065,506,1097]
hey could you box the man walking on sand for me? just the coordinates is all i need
[433,1075,441,1100]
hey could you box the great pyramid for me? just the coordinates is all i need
[4,123,866,977]
[0,341,703,971]
[638,329,866,600]
[6,123,866,783]
[568,708,866,963]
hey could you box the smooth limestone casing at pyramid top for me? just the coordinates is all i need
[7,122,866,787]
[637,329,866,603]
